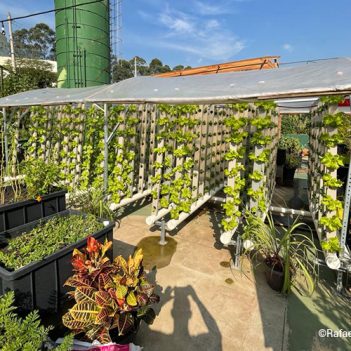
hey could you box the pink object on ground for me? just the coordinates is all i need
[88,345,130,351]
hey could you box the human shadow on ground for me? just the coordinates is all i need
[113,237,222,351]
[135,284,222,351]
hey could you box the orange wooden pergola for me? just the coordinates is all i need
[155,56,280,77]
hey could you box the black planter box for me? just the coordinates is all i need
[0,189,67,232]
[0,210,115,318]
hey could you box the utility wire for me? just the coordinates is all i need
[0,0,104,23]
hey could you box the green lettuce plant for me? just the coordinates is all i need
[320,215,342,232]
[323,112,345,128]
[320,153,344,170]
[321,133,344,148]
[322,174,343,188]
[321,236,341,253]
[321,195,343,212]
[249,171,264,182]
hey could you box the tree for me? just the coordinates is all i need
[129,56,149,76]
[112,56,188,82]
[13,23,55,60]
[112,59,133,83]
[149,58,171,75]
[1,58,57,97]
[173,65,184,71]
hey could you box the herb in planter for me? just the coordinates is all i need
[0,214,104,271]
[22,159,61,198]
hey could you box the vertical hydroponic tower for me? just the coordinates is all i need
[55,0,110,88]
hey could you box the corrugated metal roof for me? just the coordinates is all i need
[154,56,280,77]
[0,57,350,107]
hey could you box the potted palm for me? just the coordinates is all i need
[243,213,317,294]
[63,237,160,345]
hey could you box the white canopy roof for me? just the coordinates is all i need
[0,57,350,107]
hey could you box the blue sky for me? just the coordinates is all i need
[0,0,350,68]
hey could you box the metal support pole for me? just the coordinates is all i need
[2,108,8,174]
[233,234,242,269]
[336,110,351,291]
[7,13,16,72]
[103,103,109,192]
[155,220,167,246]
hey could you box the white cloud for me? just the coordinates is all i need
[143,6,245,61]
[159,12,194,34]
[193,0,248,16]
[206,19,220,30]
[283,43,293,52]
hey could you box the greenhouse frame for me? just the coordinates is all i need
[0,57,351,291]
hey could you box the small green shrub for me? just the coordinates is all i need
[0,214,104,270]
[0,291,73,350]
[22,159,61,198]
[278,136,301,153]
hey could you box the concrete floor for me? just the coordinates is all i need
[113,206,288,351]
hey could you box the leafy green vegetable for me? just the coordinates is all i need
[320,215,342,232]
[320,153,344,170]
[0,214,104,270]
[321,237,341,253]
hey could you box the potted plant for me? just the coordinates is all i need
[0,210,114,318]
[63,238,160,345]
[243,213,317,294]
[278,136,302,186]
[0,159,67,232]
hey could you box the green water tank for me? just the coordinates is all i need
[55,0,110,88]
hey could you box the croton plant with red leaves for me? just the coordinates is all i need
[63,237,160,344]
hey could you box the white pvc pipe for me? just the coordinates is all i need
[311,217,341,270]
[325,252,341,270]
[220,228,238,245]
[146,207,173,226]
[109,189,151,211]
[269,206,312,217]
[165,185,224,231]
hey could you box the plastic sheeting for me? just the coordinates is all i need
[0,86,103,107]
[276,97,319,114]
[0,57,350,107]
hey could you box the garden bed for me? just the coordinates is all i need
[0,209,114,318]
[0,189,67,232]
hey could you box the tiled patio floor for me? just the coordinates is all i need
[113,192,351,351]
[113,205,288,351]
